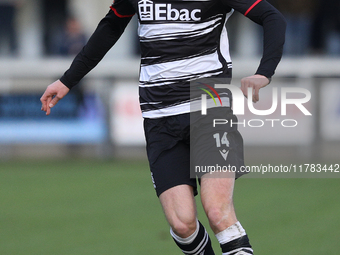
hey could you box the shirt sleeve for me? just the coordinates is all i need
[60,0,135,89]
[222,0,286,78]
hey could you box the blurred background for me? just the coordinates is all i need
[0,0,339,254]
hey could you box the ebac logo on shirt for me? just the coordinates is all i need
[138,0,201,21]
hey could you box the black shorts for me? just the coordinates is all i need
[144,107,245,197]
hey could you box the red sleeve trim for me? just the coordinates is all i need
[110,6,134,18]
[244,0,263,16]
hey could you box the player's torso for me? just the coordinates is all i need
[128,0,232,64]
[125,0,233,118]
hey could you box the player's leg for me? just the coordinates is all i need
[159,184,197,237]
[191,105,252,254]
[200,174,253,255]
[159,184,215,255]
[144,115,215,255]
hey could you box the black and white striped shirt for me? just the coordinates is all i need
[60,0,286,118]
[136,0,234,118]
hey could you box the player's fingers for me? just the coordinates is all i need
[40,94,48,112]
[41,102,45,112]
[241,78,249,98]
[41,97,51,112]
[253,85,260,103]
[42,100,50,112]
[246,86,254,102]
[46,106,51,116]
[49,96,62,108]
[45,96,53,115]
[40,88,55,112]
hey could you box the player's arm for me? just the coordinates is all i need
[223,0,286,102]
[41,2,135,115]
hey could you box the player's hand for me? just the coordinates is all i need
[40,80,70,116]
[241,74,270,103]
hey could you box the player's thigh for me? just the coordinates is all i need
[159,184,197,231]
[144,116,197,197]
[191,108,245,179]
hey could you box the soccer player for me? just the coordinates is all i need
[41,0,286,254]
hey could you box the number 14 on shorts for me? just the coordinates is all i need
[213,132,230,161]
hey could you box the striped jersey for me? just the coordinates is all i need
[134,0,234,118]
[60,0,286,118]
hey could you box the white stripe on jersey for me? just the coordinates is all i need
[140,101,163,105]
[140,21,222,42]
[142,97,231,118]
[140,51,223,84]
[138,14,223,40]
[143,101,191,118]
[219,10,233,63]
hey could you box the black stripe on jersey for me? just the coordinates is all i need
[140,93,232,112]
[139,15,225,65]
[140,34,222,66]
[139,69,232,112]
[141,46,217,66]
[140,90,190,112]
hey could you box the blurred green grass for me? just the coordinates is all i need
[0,159,339,254]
